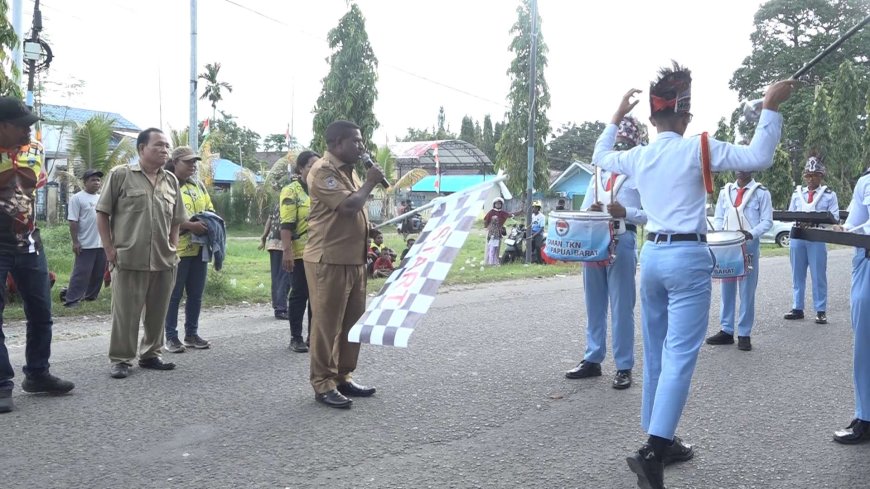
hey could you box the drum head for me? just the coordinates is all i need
[708,231,745,246]
[550,210,611,221]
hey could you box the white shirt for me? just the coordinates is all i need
[67,190,102,249]
[580,170,647,226]
[787,186,839,221]
[845,173,870,236]
[592,109,783,235]
[531,212,546,233]
[713,179,773,239]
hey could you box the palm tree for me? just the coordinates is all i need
[199,62,232,121]
[57,115,136,190]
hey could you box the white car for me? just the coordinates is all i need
[705,209,792,248]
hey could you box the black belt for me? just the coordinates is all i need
[646,233,707,244]
[624,224,637,233]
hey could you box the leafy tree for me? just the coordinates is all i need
[496,0,550,197]
[209,117,261,171]
[805,84,831,158]
[459,115,476,143]
[481,115,496,161]
[546,121,605,171]
[311,3,379,153]
[0,0,19,97]
[199,62,233,121]
[729,0,870,184]
[263,133,296,152]
[474,120,482,148]
[757,146,797,210]
[827,61,862,201]
[57,115,135,191]
[712,118,735,191]
[493,121,505,147]
[397,126,435,142]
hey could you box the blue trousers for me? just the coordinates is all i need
[639,240,713,439]
[851,250,870,421]
[269,250,291,314]
[790,238,827,312]
[582,231,636,371]
[164,253,208,340]
[720,238,760,337]
[0,252,54,391]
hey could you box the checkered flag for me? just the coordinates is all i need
[348,181,497,347]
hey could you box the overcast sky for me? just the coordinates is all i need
[23,0,766,150]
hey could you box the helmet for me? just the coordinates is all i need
[532,200,542,207]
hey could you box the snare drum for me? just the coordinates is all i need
[708,231,749,280]
[545,211,613,262]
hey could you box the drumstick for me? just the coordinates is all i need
[593,165,600,205]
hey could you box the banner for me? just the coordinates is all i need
[348,181,496,347]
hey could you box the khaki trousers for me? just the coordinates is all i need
[305,261,366,394]
[108,267,177,364]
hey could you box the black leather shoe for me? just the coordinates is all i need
[706,330,734,345]
[138,357,176,370]
[737,336,752,351]
[289,337,309,353]
[0,390,12,413]
[662,436,694,465]
[784,309,804,320]
[565,360,602,379]
[21,372,75,394]
[833,418,870,444]
[110,363,131,379]
[613,369,632,390]
[815,312,828,324]
[274,311,289,320]
[315,389,352,408]
[626,445,666,489]
[337,381,376,397]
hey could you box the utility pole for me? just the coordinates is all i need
[11,0,22,85]
[22,0,52,107]
[189,0,198,151]
[524,0,538,264]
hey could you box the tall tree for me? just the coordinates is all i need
[459,115,476,143]
[262,133,296,152]
[757,146,796,210]
[209,117,261,171]
[729,0,870,181]
[199,62,233,121]
[496,0,551,197]
[481,115,495,161]
[0,0,19,97]
[398,126,435,142]
[473,120,483,148]
[546,121,606,171]
[827,61,862,202]
[493,121,505,148]
[712,118,735,191]
[805,84,831,158]
[311,3,379,153]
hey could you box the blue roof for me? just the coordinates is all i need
[40,104,140,132]
[411,174,492,193]
[213,158,263,183]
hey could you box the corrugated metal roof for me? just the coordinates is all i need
[40,104,141,132]
[213,158,263,183]
[411,174,492,193]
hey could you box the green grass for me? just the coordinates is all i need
[0,222,796,321]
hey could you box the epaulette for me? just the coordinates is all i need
[758,185,768,190]
[862,168,870,177]
[824,187,832,193]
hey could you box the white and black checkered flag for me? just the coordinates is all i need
[348,179,500,347]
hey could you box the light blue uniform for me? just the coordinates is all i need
[844,172,870,421]
[713,180,773,336]
[788,186,839,312]
[579,172,647,371]
[593,109,783,439]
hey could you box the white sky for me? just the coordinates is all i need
[22,0,765,149]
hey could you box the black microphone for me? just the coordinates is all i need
[361,153,390,188]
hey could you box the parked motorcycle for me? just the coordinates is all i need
[501,223,527,264]
[398,212,425,239]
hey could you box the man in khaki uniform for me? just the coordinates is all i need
[304,120,385,409]
[96,128,186,379]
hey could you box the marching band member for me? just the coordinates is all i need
[566,116,647,389]
[706,171,773,351]
[783,156,839,325]
[593,62,794,489]
[833,168,870,444]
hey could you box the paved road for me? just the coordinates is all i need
[2,249,867,489]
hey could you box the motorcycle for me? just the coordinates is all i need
[501,223,527,264]
[398,212,425,239]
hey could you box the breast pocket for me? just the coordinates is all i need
[124,188,147,212]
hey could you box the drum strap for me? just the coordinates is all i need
[700,132,713,194]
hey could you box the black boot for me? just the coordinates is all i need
[626,444,666,489]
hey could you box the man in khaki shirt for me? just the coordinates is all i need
[96,128,186,379]
[304,120,385,409]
